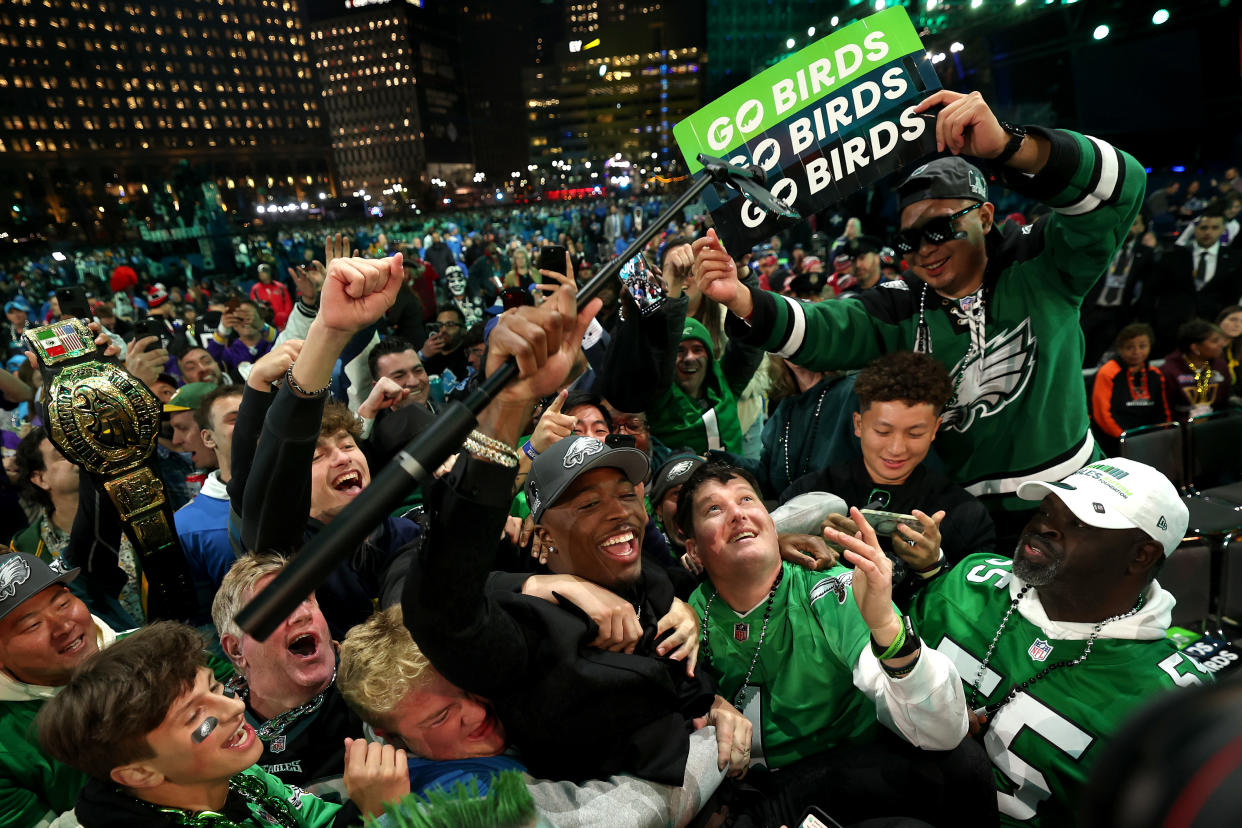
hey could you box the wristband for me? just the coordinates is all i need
[871,615,919,661]
[914,551,946,575]
[521,440,538,460]
[881,652,920,679]
[284,362,330,398]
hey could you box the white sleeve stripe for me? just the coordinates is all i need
[1054,136,1120,216]
[775,295,807,358]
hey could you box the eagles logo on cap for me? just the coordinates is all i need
[667,460,694,481]
[0,556,31,602]
[562,437,604,469]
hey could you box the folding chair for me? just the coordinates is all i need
[1121,422,1242,633]
[1159,536,1213,632]
[1187,410,1242,506]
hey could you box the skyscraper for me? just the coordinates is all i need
[0,0,332,234]
[307,0,474,197]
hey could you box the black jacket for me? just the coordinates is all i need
[782,456,996,567]
[1149,244,1242,347]
[402,455,715,785]
[235,384,420,638]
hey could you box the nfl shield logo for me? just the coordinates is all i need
[733,623,750,642]
[1028,639,1054,662]
[271,735,287,754]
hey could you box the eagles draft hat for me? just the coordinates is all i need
[526,435,649,524]
[650,454,705,507]
[1016,458,1189,556]
[897,157,990,213]
[0,552,79,623]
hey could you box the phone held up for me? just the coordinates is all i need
[538,245,569,286]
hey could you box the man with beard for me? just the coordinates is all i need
[178,346,227,385]
[909,458,1210,826]
[419,303,472,380]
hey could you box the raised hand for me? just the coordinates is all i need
[318,254,404,336]
[486,257,601,406]
[325,232,352,265]
[246,339,303,391]
[530,388,577,453]
[913,90,1008,158]
[358,376,409,419]
[288,263,325,306]
[691,229,750,316]
[124,335,168,388]
[823,508,902,646]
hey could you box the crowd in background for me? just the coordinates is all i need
[1,114,1242,828]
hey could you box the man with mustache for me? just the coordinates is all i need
[909,458,1211,826]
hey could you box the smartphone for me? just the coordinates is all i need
[56,286,92,320]
[617,253,666,319]
[859,509,923,536]
[798,807,844,828]
[225,296,241,312]
[134,318,171,350]
[538,245,569,285]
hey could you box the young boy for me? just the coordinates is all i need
[1091,322,1171,451]
[37,621,408,827]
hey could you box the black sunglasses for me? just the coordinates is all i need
[892,202,982,255]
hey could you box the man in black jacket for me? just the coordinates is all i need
[1149,204,1242,350]
[1081,210,1156,366]
[402,265,751,787]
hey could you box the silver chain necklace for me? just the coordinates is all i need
[701,568,784,709]
[782,387,828,486]
[970,584,1145,717]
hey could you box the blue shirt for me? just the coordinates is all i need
[174,471,235,593]
[407,753,526,796]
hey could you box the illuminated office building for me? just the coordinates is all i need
[526,0,705,174]
[0,0,331,231]
[308,0,475,195]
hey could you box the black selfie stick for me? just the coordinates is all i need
[236,153,801,640]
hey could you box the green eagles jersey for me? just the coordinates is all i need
[729,128,1146,498]
[911,554,1211,827]
[690,562,877,768]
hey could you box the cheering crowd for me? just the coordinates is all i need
[0,88,1240,828]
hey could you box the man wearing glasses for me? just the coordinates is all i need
[418,306,470,380]
[691,89,1146,513]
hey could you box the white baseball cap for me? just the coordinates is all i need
[1016,458,1188,556]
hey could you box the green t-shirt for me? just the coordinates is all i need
[690,562,878,769]
[912,553,1211,827]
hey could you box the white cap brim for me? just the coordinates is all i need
[1016,480,1140,531]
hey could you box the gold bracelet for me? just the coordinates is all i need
[468,430,520,463]
[463,437,519,469]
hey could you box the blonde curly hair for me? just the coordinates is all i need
[338,604,434,729]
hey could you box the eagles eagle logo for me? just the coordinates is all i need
[562,437,604,469]
[0,556,32,602]
[940,319,1037,434]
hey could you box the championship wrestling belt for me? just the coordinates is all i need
[24,318,196,621]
